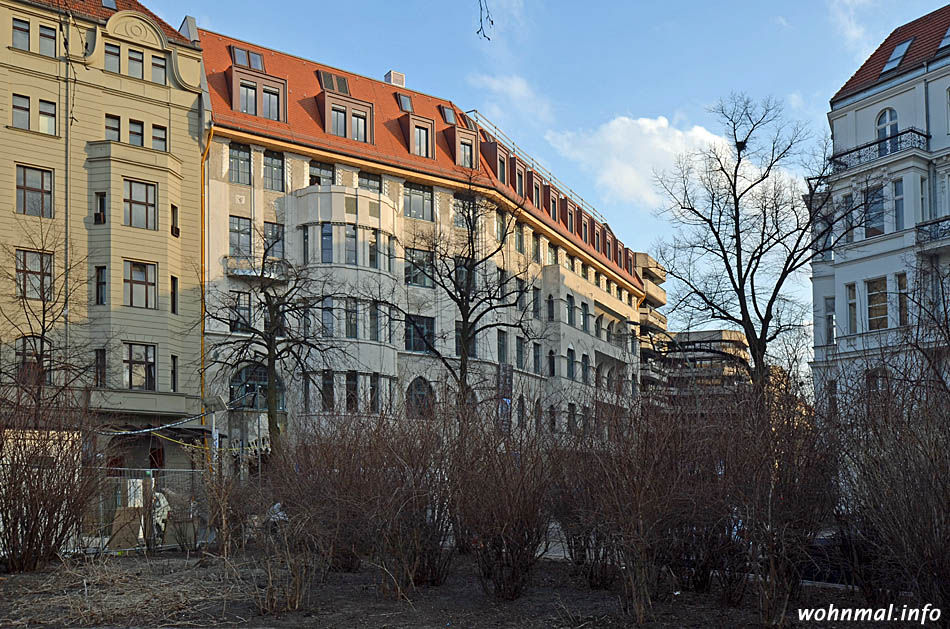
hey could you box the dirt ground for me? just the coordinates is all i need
[0,553,916,628]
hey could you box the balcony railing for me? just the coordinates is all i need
[916,215,950,245]
[226,255,290,279]
[829,128,929,173]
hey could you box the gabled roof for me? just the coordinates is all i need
[27,0,192,46]
[833,4,950,104]
[197,28,644,293]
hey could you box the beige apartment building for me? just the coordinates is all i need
[0,0,205,468]
[195,28,655,448]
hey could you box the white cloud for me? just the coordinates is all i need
[545,116,722,210]
[787,91,805,110]
[774,15,791,29]
[828,0,877,61]
[467,73,553,125]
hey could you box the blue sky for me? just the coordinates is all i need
[153,0,936,269]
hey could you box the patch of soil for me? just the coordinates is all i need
[0,553,916,628]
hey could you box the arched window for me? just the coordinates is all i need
[406,376,434,419]
[582,354,590,384]
[546,294,556,321]
[548,350,556,377]
[566,294,575,326]
[230,364,284,410]
[595,315,603,339]
[876,108,898,156]
[581,302,590,332]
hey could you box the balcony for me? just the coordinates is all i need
[639,306,667,331]
[829,128,929,173]
[643,278,666,308]
[916,215,950,248]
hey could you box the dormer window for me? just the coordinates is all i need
[397,93,413,113]
[440,105,456,125]
[414,125,429,157]
[239,82,256,115]
[881,39,912,74]
[941,26,950,50]
[232,46,264,72]
[460,141,473,168]
[319,70,350,96]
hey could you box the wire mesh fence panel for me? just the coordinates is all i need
[82,468,207,553]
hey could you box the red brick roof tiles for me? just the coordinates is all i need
[28,0,191,45]
[197,28,643,292]
[833,4,950,103]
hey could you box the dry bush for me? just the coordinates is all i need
[0,392,100,572]
[454,419,557,600]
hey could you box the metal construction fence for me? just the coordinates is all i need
[81,467,210,553]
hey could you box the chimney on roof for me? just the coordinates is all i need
[384,70,406,88]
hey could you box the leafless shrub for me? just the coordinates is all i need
[0,391,100,572]
[454,417,556,600]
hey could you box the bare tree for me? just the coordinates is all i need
[204,224,345,455]
[656,94,867,388]
[369,179,538,426]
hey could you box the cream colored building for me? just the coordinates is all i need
[0,0,205,468]
[196,29,652,445]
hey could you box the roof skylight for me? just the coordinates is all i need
[102,0,117,9]
[397,93,413,113]
[881,38,913,74]
[319,70,350,96]
[440,105,456,125]
[940,26,950,49]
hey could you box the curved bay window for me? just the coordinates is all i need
[230,364,285,410]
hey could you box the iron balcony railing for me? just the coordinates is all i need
[829,128,930,173]
[916,215,950,245]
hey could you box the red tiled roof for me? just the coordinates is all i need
[833,4,950,103]
[28,0,191,46]
[197,28,644,293]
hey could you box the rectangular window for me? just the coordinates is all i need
[239,81,257,115]
[517,278,526,309]
[321,296,335,336]
[387,235,394,272]
[568,208,574,233]
[12,94,29,130]
[129,120,144,146]
[263,151,284,191]
[893,180,904,231]
[842,194,854,243]
[846,283,857,334]
[460,141,473,168]
[123,343,155,391]
[515,223,525,253]
[532,342,541,374]
[897,273,909,326]
[403,182,433,220]
[151,54,166,84]
[865,187,884,238]
[260,222,283,259]
[12,18,29,51]
[370,301,380,341]
[346,371,358,412]
[345,299,358,339]
[567,348,575,380]
[16,165,53,217]
[331,107,346,137]
[229,215,251,258]
[262,87,280,121]
[516,171,524,196]
[170,355,178,392]
[497,330,508,364]
[866,277,887,330]
[104,43,120,72]
[321,223,333,263]
[369,229,379,269]
[824,297,835,345]
[405,315,435,352]
[94,192,107,225]
[95,266,107,305]
[322,370,335,411]
[105,114,120,141]
[16,250,52,300]
[516,336,525,370]
[170,275,178,314]
[230,291,251,331]
[128,49,143,79]
[123,179,156,229]
[38,100,55,134]
[309,160,334,186]
[567,294,575,326]
[123,260,156,308]
[547,244,557,266]
[151,125,167,151]
[534,184,541,207]
[532,287,541,319]
[345,224,357,265]
[496,210,506,241]
[170,204,179,237]
[352,112,367,142]
[229,143,251,185]
[95,348,106,388]
[414,125,430,157]
[370,373,380,413]
[498,156,506,184]
[405,248,433,287]
[532,233,540,263]
[455,321,476,357]
[359,171,382,193]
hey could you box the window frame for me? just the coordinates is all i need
[16,164,53,218]
[127,49,144,79]
[12,18,30,51]
[262,150,285,191]
[16,249,53,301]
[39,25,55,57]
[151,125,167,151]
[229,215,252,258]
[128,119,144,146]
[123,259,157,309]
[105,114,120,141]
[123,342,156,391]
[12,94,29,130]
[229,143,251,185]
[104,43,120,73]
[151,54,166,84]
[123,179,157,229]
